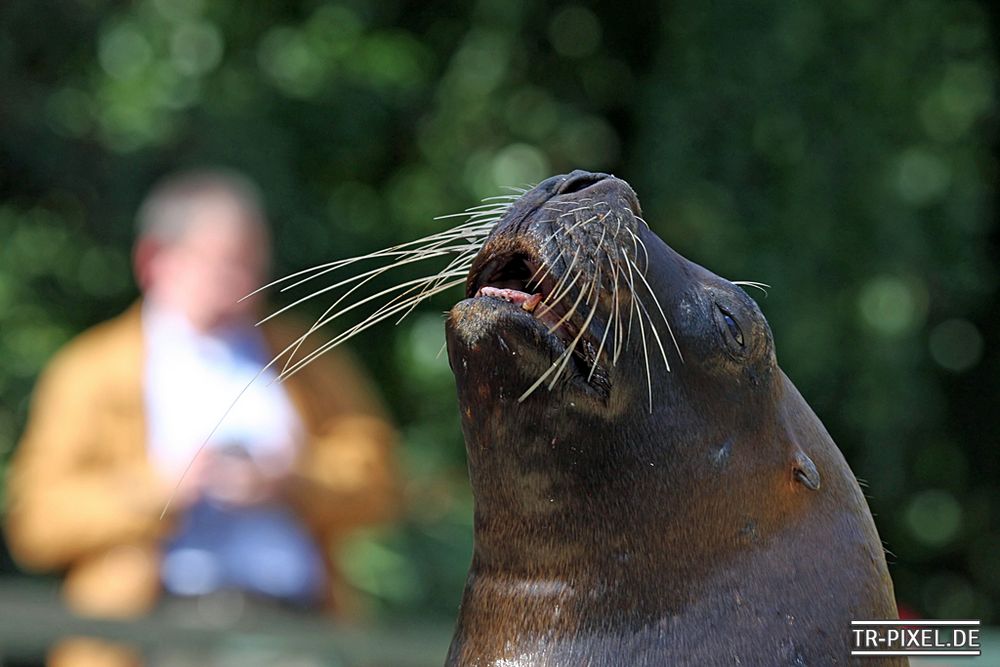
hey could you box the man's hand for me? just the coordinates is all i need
[198,447,289,507]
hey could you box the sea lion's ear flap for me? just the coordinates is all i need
[792,448,821,491]
[781,420,821,491]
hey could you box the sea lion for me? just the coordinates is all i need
[440,171,904,666]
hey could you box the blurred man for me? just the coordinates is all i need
[5,169,399,666]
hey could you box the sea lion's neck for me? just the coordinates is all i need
[463,425,773,583]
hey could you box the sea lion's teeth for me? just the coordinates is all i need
[480,286,534,307]
[522,293,543,313]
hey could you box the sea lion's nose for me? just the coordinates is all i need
[555,170,610,195]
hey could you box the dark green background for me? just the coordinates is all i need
[1,0,997,625]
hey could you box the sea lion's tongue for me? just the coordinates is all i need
[478,286,543,313]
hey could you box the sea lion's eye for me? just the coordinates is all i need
[717,305,744,346]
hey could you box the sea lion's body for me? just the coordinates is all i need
[442,172,903,665]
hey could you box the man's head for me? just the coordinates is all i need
[134,169,270,331]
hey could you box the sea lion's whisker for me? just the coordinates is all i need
[539,267,583,318]
[539,246,582,314]
[243,227,484,300]
[587,239,614,380]
[629,256,683,365]
[527,253,553,285]
[549,268,603,390]
[482,192,524,200]
[270,219,490,310]
[564,214,599,236]
[379,266,475,329]
[432,210,508,224]
[527,250,561,294]
[275,245,458,295]
[386,258,475,326]
[628,259,671,375]
[620,245,638,345]
[397,247,481,323]
[561,205,595,218]
[617,251,653,410]
[609,258,625,366]
[307,241,478,298]
[424,245,481,289]
[258,244,474,327]
[516,332,573,401]
[262,221,491,296]
[624,227,642,269]
[541,213,595,246]
[733,280,771,295]
[279,257,458,374]
[432,205,507,218]
[283,266,474,376]
[279,276,468,383]
[281,247,479,374]
[283,269,468,352]
[633,289,654,413]
[433,200,514,218]
[546,269,590,336]
[243,261,350,301]
[278,277,465,382]
[590,287,614,381]
[625,228,651,274]
[498,185,531,194]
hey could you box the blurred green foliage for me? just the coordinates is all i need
[1,0,997,624]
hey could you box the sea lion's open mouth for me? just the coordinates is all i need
[464,240,611,397]
[469,251,570,330]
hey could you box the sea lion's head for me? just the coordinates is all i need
[264,168,897,662]
[448,169,777,417]
[445,170,831,578]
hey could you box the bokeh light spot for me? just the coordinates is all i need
[558,116,620,169]
[505,87,559,141]
[548,6,602,59]
[257,27,324,98]
[857,275,927,336]
[928,318,983,372]
[920,60,995,143]
[404,313,451,382]
[151,0,204,23]
[98,21,153,80]
[894,147,951,206]
[921,572,979,620]
[906,489,963,547]
[170,21,224,76]
[451,30,509,95]
[492,144,551,190]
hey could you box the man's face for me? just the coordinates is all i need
[147,195,270,331]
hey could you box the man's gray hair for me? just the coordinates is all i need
[136,168,267,244]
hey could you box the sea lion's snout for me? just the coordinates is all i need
[447,171,649,404]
